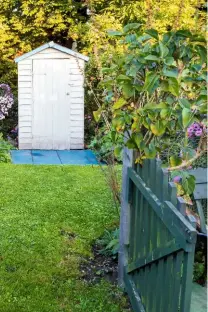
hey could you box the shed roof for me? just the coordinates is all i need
[15,41,89,63]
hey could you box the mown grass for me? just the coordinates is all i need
[0,164,127,312]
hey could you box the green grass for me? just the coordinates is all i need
[0,164,127,312]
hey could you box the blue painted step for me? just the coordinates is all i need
[11,150,99,165]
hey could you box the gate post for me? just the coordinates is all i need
[118,147,134,287]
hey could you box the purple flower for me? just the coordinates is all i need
[187,122,204,138]
[173,176,181,183]
[187,127,194,137]
[195,129,203,137]
[0,84,14,120]
[193,123,200,130]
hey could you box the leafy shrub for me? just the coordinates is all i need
[97,228,120,259]
[94,26,207,164]
[92,25,207,201]
[89,126,123,163]
[0,133,12,163]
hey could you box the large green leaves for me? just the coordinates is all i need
[143,72,159,94]
[182,108,193,128]
[144,143,157,158]
[145,29,159,40]
[107,30,123,36]
[145,55,160,61]
[150,120,166,136]
[159,42,169,58]
[163,68,178,78]
[170,156,182,167]
[93,109,102,122]
[113,98,126,110]
[168,77,179,96]
[179,99,191,109]
[123,23,141,33]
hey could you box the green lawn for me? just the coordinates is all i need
[0,164,127,312]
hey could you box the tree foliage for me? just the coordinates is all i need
[94,26,207,166]
[0,0,206,137]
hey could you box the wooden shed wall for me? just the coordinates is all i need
[18,47,85,150]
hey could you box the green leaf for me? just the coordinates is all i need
[196,45,207,63]
[176,30,192,38]
[168,77,179,96]
[182,175,196,195]
[107,30,123,36]
[125,138,136,149]
[145,29,159,40]
[170,156,182,167]
[150,120,166,136]
[182,147,196,161]
[160,81,169,92]
[114,146,122,158]
[144,102,167,110]
[106,239,119,250]
[123,23,141,33]
[160,108,169,119]
[164,57,176,66]
[143,72,159,94]
[144,55,159,61]
[93,110,102,122]
[134,84,143,92]
[179,99,191,109]
[144,143,157,158]
[159,42,169,58]
[124,34,137,43]
[163,68,179,78]
[113,98,127,110]
[182,108,192,128]
[116,74,131,81]
[122,82,134,98]
[132,133,143,148]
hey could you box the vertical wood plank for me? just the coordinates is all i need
[180,250,196,312]
[155,259,164,312]
[129,183,136,262]
[171,251,184,312]
[118,147,133,287]
[168,182,178,207]
[149,262,157,312]
[143,160,150,256]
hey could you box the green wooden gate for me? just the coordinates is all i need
[120,157,197,312]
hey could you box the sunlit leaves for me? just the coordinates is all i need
[168,78,179,96]
[144,142,157,158]
[93,109,102,122]
[182,108,193,128]
[145,29,159,40]
[159,42,169,58]
[143,72,159,94]
[150,120,166,136]
[170,156,182,167]
[107,30,123,36]
[112,98,126,110]
[123,23,141,33]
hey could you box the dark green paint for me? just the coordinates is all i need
[122,158,198,312]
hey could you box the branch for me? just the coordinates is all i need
[168,150,205,171]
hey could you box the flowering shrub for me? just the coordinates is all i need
[0,84,14,120]
[93,25,207,198]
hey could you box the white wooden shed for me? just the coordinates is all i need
[15,41,89,150]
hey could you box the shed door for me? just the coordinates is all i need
[32,59,71,149]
